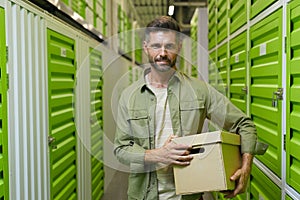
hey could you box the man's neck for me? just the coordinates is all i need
[149,68,176,88]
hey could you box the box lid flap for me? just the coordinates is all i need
[172,131,240,146]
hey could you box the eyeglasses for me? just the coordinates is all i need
[147,43,178,51]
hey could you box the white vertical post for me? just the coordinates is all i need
[281,0,287,199]
[197,7,208,82]
[6,1,48,199]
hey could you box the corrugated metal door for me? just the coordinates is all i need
[6,2,48,198]
[208,0,216,50]
[229,0,246,34]
[0,7,8,200]
[216,0,228,43]
[89,48,104,200]
[47,29,77,200]
[250,0,278,19]
[216,191,246,200]
[250,165,281,199]
[191,17,198,78]
[249,9,282,177]
[209,50,217,89]
[217,43,228,96]
[71,0,86,18]
[229,32,247,113]
[287,0,300,194]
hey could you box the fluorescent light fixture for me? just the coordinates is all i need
[168,5,175,16]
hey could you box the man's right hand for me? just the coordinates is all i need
[144,135,193,166]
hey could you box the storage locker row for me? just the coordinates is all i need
[213,164,282,200]
[56,0,107,36]
[286,0,300,194]
[1,0,107,199]
[190,9,198,78]
[207,0,300,199]
[117,4,143,65]
[209,0,281,49]
[0,6,8,200]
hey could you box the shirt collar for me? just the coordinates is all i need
[138,66,183,92]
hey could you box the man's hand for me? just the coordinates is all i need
[223,153,253,198]
[144,135,193,166]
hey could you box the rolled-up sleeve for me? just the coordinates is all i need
[113,92,146,167]
[206,85,257,154]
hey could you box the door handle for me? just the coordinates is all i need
[272,88,283,107]
[273,88,283,100]
[241,87,248,94]
[48,136,57,149]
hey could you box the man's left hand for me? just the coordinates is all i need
[223,153,254,198]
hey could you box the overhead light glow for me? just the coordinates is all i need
[168,5,175,16]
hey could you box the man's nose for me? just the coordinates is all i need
[159,46,167,55]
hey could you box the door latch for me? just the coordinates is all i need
[241,86,248,94]
[48,136,57,149]
[272,88,283,107]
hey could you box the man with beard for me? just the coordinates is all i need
[114,16,265,200]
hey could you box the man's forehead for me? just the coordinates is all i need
[148,31,177,43]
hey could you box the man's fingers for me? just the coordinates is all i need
[177,155,193,161]
[230,169,241,181]
[172,158,192,166]
[166,135,176,142]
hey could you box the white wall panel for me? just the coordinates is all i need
[76,35,92,200]
[197,8,209,82]
[6,1,48,200]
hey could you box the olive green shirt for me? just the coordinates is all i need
[114,68,259,200]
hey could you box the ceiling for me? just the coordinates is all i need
[130,0,207,35]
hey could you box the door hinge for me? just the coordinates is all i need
[6,46,8,63]
[6,73,9,90]
[284,134,286,151]
[285,36,287,54]
[247,50,250,62]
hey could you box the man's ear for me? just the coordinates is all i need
[143,41,148,55]
[177,42,182,53]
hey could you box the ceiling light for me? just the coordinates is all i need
[168,5,175,16]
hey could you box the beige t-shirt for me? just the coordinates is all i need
[147,75,181,200]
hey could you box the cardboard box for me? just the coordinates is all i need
[172,131,241,195]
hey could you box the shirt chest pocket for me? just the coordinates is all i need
[128,109,150,145]
[180,100,205,135]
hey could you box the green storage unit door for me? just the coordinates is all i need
[217,0,228,43]
[89,48,104,200]
[216,191,247,200]
[118,5,124,52]
[135,34,142,64]
[93,0,106,34]
[286,196,293,200]
[287,0,300,194]
[0,7,9,200]
[102,0,106,36]
[47,29,77,200]
[209,50,217,89]
[229,0,246,34]
[191,21,198,78]
[250,165,281,200]
[208,0,217,50]
[249,9,282,177]
[60,0,70,6]
[217,42,228,96]
[71,0,86,18]
[124,16,132,59]
[250,0,278,19]
[229,32,247,113]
